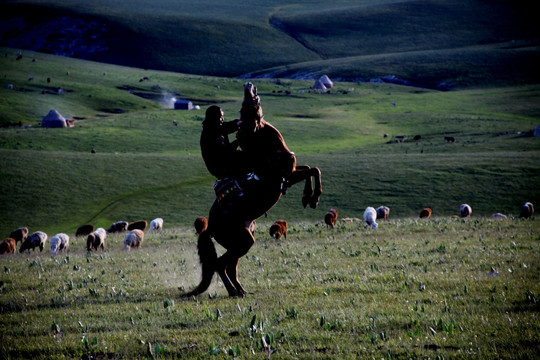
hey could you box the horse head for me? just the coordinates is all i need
[243,82,260,106]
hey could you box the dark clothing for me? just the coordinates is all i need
[201,120,245,179]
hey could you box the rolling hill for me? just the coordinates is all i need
[1,0,539,88]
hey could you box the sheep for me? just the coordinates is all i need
[519,202,534,219]
[19,231,47,253]
[460,204,472,218]
[0,238,16,254]
[376,206,390,220]
[123,230,144,251]
[194,216,208,235]
[324,209,338,229]
[50,233,69,254]
[363,207,378,229]
[490,213,507,219]
[419,208,432,219]
[127,220,147,232]
[106,221,128,233]
[149,218,164,231]
[86,228,106,251]
[269,220,287,239]
[75,224,95,237]
[9,227,28,244]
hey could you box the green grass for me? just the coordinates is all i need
[0,48,539,236]
[1,0,538,87]
[0,218,538,359]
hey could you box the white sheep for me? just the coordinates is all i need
[87,228,107,251]
[149,218,164,231]
[123,230,144,251]
[460,204,472,218]
[50,233,69,254]
[363,207,378,229]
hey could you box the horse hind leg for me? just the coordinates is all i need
[308,167,322,209]
[214,223,255,297]
[225,258,249,297]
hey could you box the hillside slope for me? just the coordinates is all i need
[1,0,538,88]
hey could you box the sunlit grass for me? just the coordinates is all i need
[0,218,538,359]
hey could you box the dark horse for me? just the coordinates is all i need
[181,83,322,297]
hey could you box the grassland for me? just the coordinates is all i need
[0,47,539,236]
[0,218,538,359]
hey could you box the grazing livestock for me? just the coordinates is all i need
[194,216,208,235]
[460,204,472,218]
[106,221,128,233]
[413,135,421,141]
[149,218,164,231]
[75,224,95,237]
[19,231,47,253]
[50,233,69,254]
[86,228,106,251]
[444,136,455,143]
[269,220,287,239]
[324,209,338,229]
[519,202,534,219]
[419,208,432,219]
[363,207,378,229]
[9,227,28,244]
[376,206,390,220]
[0,238,16,254]
[127,220,147,232]
[490,213,507,219]
[123,230,144,251]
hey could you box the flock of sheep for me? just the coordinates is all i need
[267,201,535,241]
[0,202,534,254]
[0,218,164,255]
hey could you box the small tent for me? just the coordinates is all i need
[174,100,193,110]
[319,74,333,88]
[41,109,67,128]
[312,79,327,92]
[534,124,540,137]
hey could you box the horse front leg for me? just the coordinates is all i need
[309,166,322,209]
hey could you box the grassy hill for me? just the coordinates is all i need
[1,0,539,88]
[0,48,538,236]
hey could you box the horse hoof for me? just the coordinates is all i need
[309,196,320,209]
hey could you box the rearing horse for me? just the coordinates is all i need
[181,82,322,298]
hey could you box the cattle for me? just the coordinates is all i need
[86,228,106,251]
[460,204,472,218]
[376,206,390,220]
[106,221,128,233]
[123,230,144,251]
[9,227,28,244]
[419,208,432,219]
[127,220,147,232]
[149,218,164,231]
[19,231,47,253]
[413,135,422,141]
[324,209,338,229]
[75,224,95,237]
[444,136,455,143]
[519,202,534,219]
[269,220,287,239]
[0,238,16,254]
[194,216,208,235]
[363,207,378,229]
[50,233,70,254]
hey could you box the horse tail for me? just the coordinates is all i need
[181,230,217,297]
